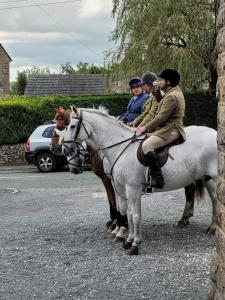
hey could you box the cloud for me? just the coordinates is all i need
[0,0,116,80]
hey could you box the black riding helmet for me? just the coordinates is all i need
[129,77,142,88]
[141,72,157,85]
[159,69,180,86]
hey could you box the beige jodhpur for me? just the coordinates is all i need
[142,129,180,154]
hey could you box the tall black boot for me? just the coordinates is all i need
[144,150,164,189]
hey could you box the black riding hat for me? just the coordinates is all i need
[159,69,180,86]
[141,72,158,85]
[129,77,142,88]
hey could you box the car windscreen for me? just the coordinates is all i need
[42,126,55,138]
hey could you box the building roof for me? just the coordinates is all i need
[0,43,12,61]
[25,74,106,96]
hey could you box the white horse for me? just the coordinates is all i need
[62,107,218,255]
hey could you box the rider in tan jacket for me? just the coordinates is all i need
[131,72,160,128]
[135,69,185,189]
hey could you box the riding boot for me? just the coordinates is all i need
[144,150,164,189]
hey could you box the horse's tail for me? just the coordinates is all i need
[194,179,205,199]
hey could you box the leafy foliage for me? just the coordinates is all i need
[0,91,217,144]
[10,71,27,95]
[11,66,51,95]
[60,62,107,74]
[109,0,219,89]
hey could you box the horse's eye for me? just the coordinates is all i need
[70,124,76,129]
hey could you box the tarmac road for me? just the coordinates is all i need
[0,165,215,300]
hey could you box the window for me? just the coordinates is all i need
[42,126,54,138]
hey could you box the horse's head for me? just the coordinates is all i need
[62,105,90,157]
[67,141,87,174]
[50,127,67,154]
[50,107,72,154]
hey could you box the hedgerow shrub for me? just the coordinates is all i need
[0,91,217,144]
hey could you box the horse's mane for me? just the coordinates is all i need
[81,106,133,131]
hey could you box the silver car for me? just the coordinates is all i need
[25,123,67,172]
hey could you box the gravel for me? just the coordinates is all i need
[0,170,215,299]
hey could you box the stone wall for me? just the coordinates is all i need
[0,45,11,94]
[0,144,27,165]
[209,0,225,299]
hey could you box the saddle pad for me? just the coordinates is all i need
[137,136,184,167]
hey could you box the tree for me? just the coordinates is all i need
[25,65,51,77]
[11,66,51,95]
[110,0,219,89]
[209,1,225,298]
[60,62,76,74]
[11,71,27,95]
[60,62,106,74]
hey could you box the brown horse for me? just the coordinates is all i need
[51,107,201,238]
[52,107,120,233]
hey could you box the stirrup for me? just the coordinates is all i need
[150,176,164,189]
[142,176,153,194]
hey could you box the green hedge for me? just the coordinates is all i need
[0,91,217,144]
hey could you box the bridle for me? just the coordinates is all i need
[63,110,90,153]
[66,141,88,173]
[63,109,146,174]
[62,108,146,199]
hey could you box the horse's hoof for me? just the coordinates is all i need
[106,220,113,228]
[206,225,216,235]
[126,246,139,256]
[106,227,113,234]
[109,223,117,232]
[114,236,125,242]
[122,241,133,250]
[177,218,190,228]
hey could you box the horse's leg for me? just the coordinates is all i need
[205,179,218,235]
[177,184,195,227]
[123,201,134,250]
[114,197,128,242]
[100,175,120,232]
[90,149,119,232]
[125,185,142,256]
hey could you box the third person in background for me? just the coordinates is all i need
[119,77,149,125]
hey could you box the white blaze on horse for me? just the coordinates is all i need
[61,106,218,255]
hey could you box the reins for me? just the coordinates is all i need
[62,109,146,199]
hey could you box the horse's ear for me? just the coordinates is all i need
[72,105,77,113]
[70,105,79,117]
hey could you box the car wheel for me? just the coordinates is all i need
[36,153,57,172]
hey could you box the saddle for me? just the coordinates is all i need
[137,136,184,167]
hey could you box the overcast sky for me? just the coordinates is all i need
[0,0,116,80]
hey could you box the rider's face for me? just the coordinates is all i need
[141,83,154,94]
[159,79,167,91]
[131,86,143,96]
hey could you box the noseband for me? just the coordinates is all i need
[67,142,88,172]
[63,110,90,153]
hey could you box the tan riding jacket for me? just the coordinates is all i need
[145,86,186,141]
[134,93,159,127]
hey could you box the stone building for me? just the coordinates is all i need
[0,43,12,94]
[209,0,225,299]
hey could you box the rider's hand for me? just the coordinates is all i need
[132,120,138,127]
[134,126,146,133]
[128,121,134,127]
[153,80,161,91]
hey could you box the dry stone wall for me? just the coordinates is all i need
[0,144,27,165]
